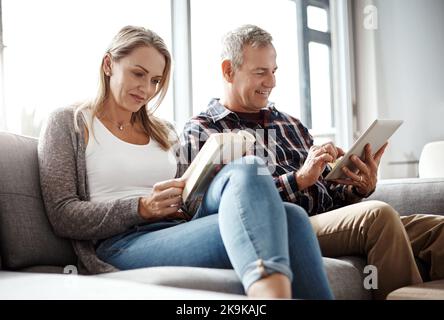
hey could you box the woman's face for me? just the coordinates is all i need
[105,46,166,113]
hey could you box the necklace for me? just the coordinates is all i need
[116,122,131,131]
[99,114,132,131]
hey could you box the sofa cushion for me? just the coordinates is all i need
[98,266,245,295]
[19,265,66,273]
[324,256,372,300]
[368,178,444,216]
[386,279,444,300]
[0,270,245,300]
[98,256,371,300]
[0,132,76,269]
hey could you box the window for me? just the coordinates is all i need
[0,0,172,136]
[190,0,300,118]
[309,41,332,131]
[1,0,350,147]
[294,0,334,144]
[307,5,329,32]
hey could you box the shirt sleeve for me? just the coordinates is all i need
[274,172,302,203]
[38,108,145,241]
[273,118,313,203]
[177,118,215,177]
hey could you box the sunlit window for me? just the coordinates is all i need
[2,0,172,137]
[309,41,332,131]
[294,0,334,144]
[1,0,341,144]
[307,5,329,32]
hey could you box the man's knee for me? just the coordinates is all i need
[364,200,401,224]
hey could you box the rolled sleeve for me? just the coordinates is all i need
[275,172,300,203]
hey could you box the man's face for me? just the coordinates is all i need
[228,44,277,113]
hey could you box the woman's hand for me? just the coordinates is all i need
[138,178,188,222]
[334,142,388,197]
[296,142,345,190]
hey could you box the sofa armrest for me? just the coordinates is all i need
[367,178,444,216]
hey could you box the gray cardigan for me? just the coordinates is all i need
[38,106,150,274]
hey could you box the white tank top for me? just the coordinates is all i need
[82,109,177,203]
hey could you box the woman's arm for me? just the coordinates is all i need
[38,108,146,240]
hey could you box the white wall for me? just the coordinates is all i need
[353,0,444,178]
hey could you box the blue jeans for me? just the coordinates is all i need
[96,156,333,299]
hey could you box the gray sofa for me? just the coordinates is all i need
[1,131,444,299]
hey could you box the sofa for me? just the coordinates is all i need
[1,131,444,299]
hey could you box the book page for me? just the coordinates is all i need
[182,130,256,215]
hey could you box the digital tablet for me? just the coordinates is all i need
[324,119,403,181]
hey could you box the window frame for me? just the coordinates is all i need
[294,0,333,130]
[171,0,193,130]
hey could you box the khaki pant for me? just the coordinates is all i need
[309,200,444,300]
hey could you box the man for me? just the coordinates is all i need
[179,24,444,300]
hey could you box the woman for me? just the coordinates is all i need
[38,25,333,299]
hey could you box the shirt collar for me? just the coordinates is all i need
[206,98,277,123]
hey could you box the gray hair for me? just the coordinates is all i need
[221,24,273,70]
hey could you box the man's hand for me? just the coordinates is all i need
[296,142,345,190]
[333,142,388,196]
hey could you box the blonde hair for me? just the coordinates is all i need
[221,24,273,71]
[74,25,173,150]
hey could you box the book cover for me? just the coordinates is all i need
[181,130,255,217]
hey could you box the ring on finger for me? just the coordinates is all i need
[359,175,363,182]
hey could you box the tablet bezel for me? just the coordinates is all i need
[324,119,403,181]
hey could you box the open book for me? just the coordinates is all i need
[181,130,256,216]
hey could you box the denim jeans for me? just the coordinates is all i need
[96,156,333,299]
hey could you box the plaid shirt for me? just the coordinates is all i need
[178,98,360,216]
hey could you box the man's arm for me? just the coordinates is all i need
[274,172,302,203]
[274,165,363,212]
[323,167,364,208]
[324,142,387,207]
